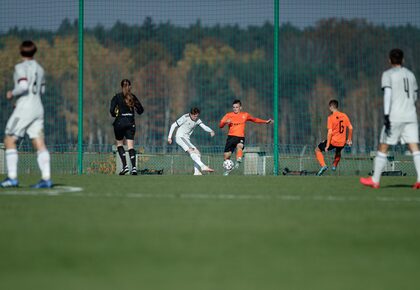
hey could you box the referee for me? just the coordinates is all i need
[110,79,144,175]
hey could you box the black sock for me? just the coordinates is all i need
[117,146,127,168]
[128,148,136,168]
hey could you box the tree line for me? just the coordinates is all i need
[1,17,419,153]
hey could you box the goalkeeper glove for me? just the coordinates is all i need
[384,115,391,137]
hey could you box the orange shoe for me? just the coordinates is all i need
[360,177,380,189]
[413,182,420,189]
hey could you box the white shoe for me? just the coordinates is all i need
[202,166,214,172]
[223,171,230,176]
[193,172,203,176]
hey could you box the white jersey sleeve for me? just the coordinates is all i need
[12,64,29,97]
[381,70,391,90]
[198,120,213,133]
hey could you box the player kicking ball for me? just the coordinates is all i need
[360,48,420,189]
[315,99,353,176]
[219,99,272,176]
[168,107,215,175]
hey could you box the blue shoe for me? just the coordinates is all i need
[332,166,336,171]
[31,179,53,189]
[317,166,328,176]
[0,177,19,188]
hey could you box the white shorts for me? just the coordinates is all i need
[5,109,44,139]
[176,136,196,152]
[380,122,419,145]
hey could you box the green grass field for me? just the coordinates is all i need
[1,174,420,290]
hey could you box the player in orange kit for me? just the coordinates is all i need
[315,99,353,176]
[219,99,273,175]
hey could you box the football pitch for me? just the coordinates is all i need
[1,174,420,290]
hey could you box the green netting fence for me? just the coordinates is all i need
[1,0,420,175]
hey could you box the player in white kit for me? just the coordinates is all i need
[1,40,52,188]
[360,48,420,189]
[168,107,215,175]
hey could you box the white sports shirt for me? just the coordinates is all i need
[382,66,418,122]
[12,59,45,113]
[168,113,213,139]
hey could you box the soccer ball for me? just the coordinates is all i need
[223,159,234,171]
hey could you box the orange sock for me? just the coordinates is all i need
[315,150,326,167]
[333,155,341,167]
[236,148,243,160]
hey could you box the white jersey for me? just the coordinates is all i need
[5,59,46,139]
[381,66,418,122]
[13,59,45,113]
[168,114,213,139]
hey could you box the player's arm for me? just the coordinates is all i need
[167,122,178,144]
[40,74,46,95]
[347,124,353,146]
[219,114,230,128]
[383,87,392,136]
[247,114,272,124]
[199,122,215,137]
[168,115,186,143]
[133,95,144,115]
[109,95,118,117]
[8,66,28,99]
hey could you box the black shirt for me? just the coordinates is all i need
[110,92,144,125]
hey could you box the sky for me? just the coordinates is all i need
[0,0,419,32]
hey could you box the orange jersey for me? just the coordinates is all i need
[219,112,267,137]
[327,111,353,147]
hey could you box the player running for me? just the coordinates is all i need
[360,48,420,189]
[315,99,353,176]
[168,107,215,175]
[1,40,52,188]
[219,99,273,175]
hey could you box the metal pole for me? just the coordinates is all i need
[78,0,84,174]
[273,0,279,175]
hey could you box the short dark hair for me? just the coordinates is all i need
[121,79,131,87]
[232,99,241,106]
[20,40,37,57]
[329,99,339,108]
[190,107,200,114]
[389,48,404,65]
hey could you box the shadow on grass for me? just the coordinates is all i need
[383,184,412,188]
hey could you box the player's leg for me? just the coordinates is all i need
[114,125,128,175]
[332,146,344,171]
[223,137,236,175]
[188,148,214,173]
[30,137,53,188]
[126,126,137,175]
[126,140,137,175]
[0,135,19,187]
[1,112,29,187]
[361,124,400,188]
[26,118,53,188]
[401,123,420,188]
[315,141,328,176]
[234,141,244,169]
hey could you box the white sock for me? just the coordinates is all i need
[372,151,387,183]
[6,149,18,179]
[412,151,420,182]
[37,150,51,180]
[190,152,205,169]
[193,163,202,175]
